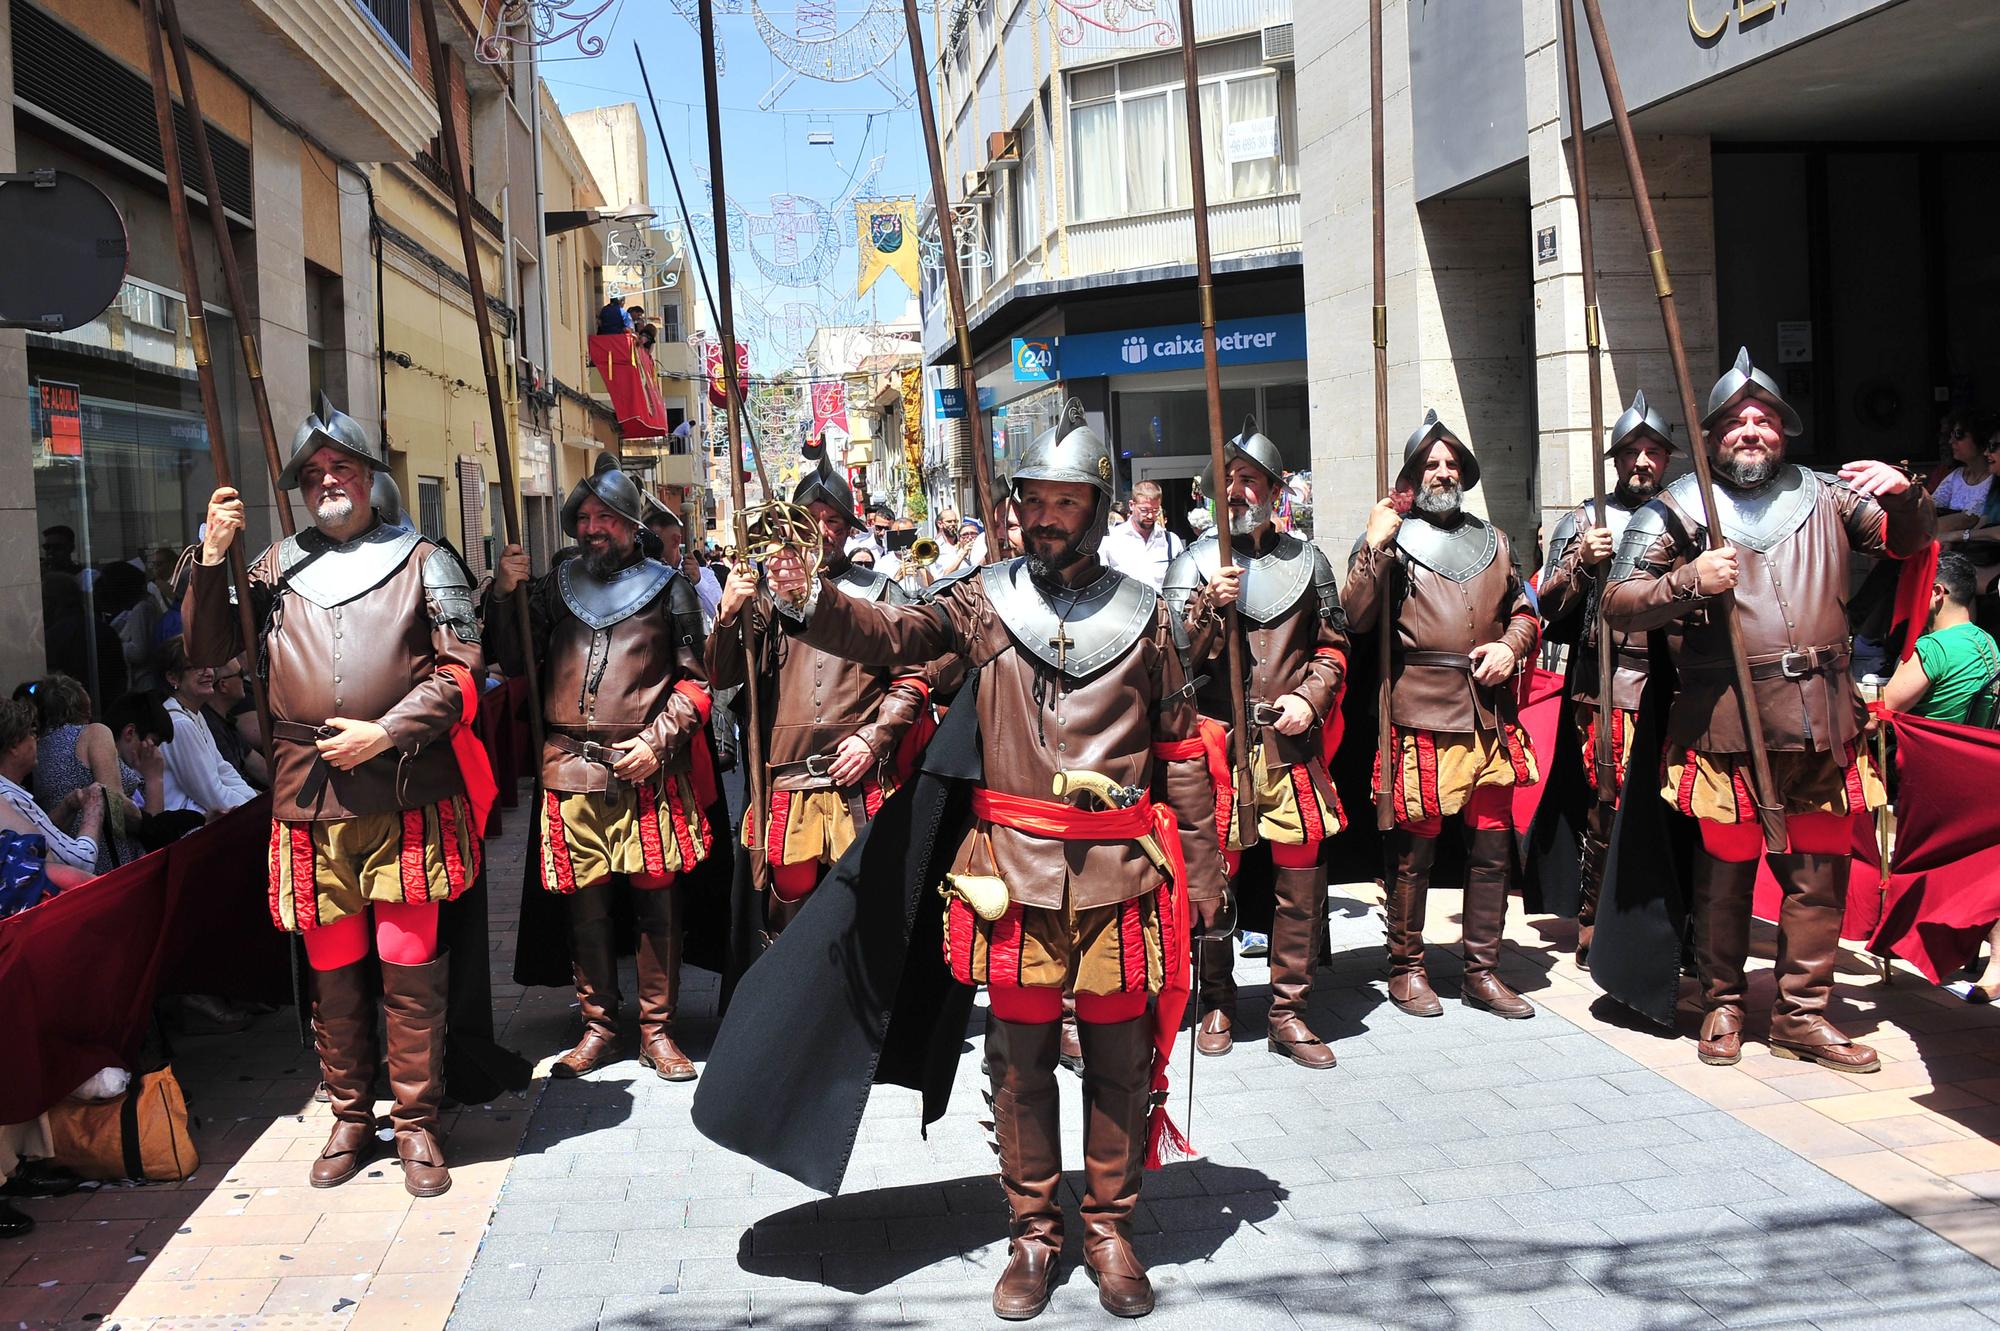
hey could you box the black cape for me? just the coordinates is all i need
[1521,643,1591,920]
[690,676,981,1196]
[1583,640,1698,1028]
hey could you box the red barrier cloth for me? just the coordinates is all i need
[1889,541,1941,664]
[587,334,668,438]
[0,799,280,1122]
[1751,812,1885,942]
[1510,666,1569,833]
[1869,711,2000,982]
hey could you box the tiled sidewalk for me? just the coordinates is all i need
[14,779,2000,1330]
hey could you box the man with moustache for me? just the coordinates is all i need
[1536,392,1676,965]
[1344,410,1543,1021]
[1603,349,1933,1072]
[709,446,932,932]
[488,459,712,1082]
[1165,421,1349,1066]
[740,401,1226,1319]
[186,397,483,1196]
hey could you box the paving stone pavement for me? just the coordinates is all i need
[450,881,2000,1331]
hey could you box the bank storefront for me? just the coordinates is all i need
[976,311,1310,538]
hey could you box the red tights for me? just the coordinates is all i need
[988,984,1148,1026]
[302,901,440,971]
[1224,838,1321,877]
[1401,783,1513,840]
[1699,811,1853,863]
[772,860,820,903]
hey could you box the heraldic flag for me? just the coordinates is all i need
[856,198,921,299]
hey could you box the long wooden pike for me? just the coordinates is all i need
[696,0,768,843]
[138,0,272,753]
[900,0,1000,551]
[1369,0,1395,833]
[1558,0,1616,806]
[1576,0,1786,852]
[413,0,543,757]
[1174,0,1257,849]
[157,0,292,541]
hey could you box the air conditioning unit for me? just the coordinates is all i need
[1261,22,1294,66]
[986,129,1020,169]
[962,170,992,201]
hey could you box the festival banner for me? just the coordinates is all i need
[810,380,849,438]
[856,198,921,299]
[703,340,750,409]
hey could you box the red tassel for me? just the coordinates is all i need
[1145,1106,1195,1170]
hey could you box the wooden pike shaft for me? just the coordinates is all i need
[1576,0,1785,852]
[1175,0,1258,849]
[696,0,767,838]
[413,0,543,756]
[138,0,273,760]
[158,0,292,540]
[1370,0,1395,833]
[902,0,1000,549]
[1558,0,1617,806]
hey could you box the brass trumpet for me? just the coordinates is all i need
[905,536,940,570]
[726,500,822,607]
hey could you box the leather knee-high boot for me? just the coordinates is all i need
[1576,800,1612,969]
[1384,832,1442,1017]
[1768,853,1879,1073]
[1077,1016,1155,1318]
[1690,851,1757,1065]
[1267,866,1336,1068]
[552,887,619,1078]
[1194,932,1235,1056]
[381,953,451,1197]
[309,961,376,1187]
[634,885,697,1081]
[1461,828,1535,1019]
[986,1019,1063,1320]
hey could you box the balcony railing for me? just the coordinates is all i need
[1064,192,1299,281]
[410,150,504,240]
[353,0,411,56]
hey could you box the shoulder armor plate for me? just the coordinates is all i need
[1608,497,1678,582]
[1309,541,1343,625]
[1665,464,1819,554]
[1162,544,1206,620]
[558,557,672,630]
[835,565,893,603]
[282,524,424,610]
[422,545,480,645]
[1393,515,1499,583]
[981,558,1157,681]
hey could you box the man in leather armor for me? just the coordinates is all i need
[1164,421,1348,1068]
[1344,409,1543,1022]
[488,457,713,1083]
[1536,391,1675,966]
[1602,348,1934,1073]
[746,402,1227,1321]
[710,451,933,934]
[186,397,483,1198]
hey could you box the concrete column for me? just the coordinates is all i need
[246,103,311,539]
[1524,0,1715,537]
[0,0,46,691]
[338,161,381,444]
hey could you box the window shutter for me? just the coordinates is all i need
[456,457,489,578]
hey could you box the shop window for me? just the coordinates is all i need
[418,475,445,544]
[1067,44,1293,224]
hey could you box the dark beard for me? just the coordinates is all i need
[1415,483,1462,520]
[580,543,635,579]
[1715,454,1778,489]
[1615,477,1660,507]
[1026,527,1088,579]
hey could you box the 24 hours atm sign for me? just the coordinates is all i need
[36,380,81,458]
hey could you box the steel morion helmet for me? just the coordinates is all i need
[277,393,383,490]
[1702,346,1802,438]
[371,471,409,528]
[1201,414,1285,493]
[1608,389,1678,455]
[1399,407,1480,492]
[791,434,858,520]
[1012,399,1114,557]
[561,452,648,538]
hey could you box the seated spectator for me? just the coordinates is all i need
[1934,414,1994,534]
[596,296,632,336]
[27,675,147,871]
[0,697,102,879]
[158,638,257,819]
[206,658,268,789]
[1884,553,2000,1001]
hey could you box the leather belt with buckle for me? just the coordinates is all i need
[549,733,618,766]
[771,753,839,780]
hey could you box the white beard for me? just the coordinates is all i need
[314,493,355,527]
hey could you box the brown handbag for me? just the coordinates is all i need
[46,1066,200,1182]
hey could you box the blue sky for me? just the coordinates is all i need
[539,2,935,371]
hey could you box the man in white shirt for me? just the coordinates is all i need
[159,640,258,817]
[1097,480,1182,589]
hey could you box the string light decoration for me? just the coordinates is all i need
[752,0,910,109]
[477,0,622,63]
[666,0,744,75]
[1050,0,1176,47]
[918,203,993,274]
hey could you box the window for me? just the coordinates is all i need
[417,476,445,543]
[662,302,682,343]
[354,0,412,58]
[1009,117,1040,264]
[457,458,488,577]
[555,235,571,327]
[1067,43,1293,223]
